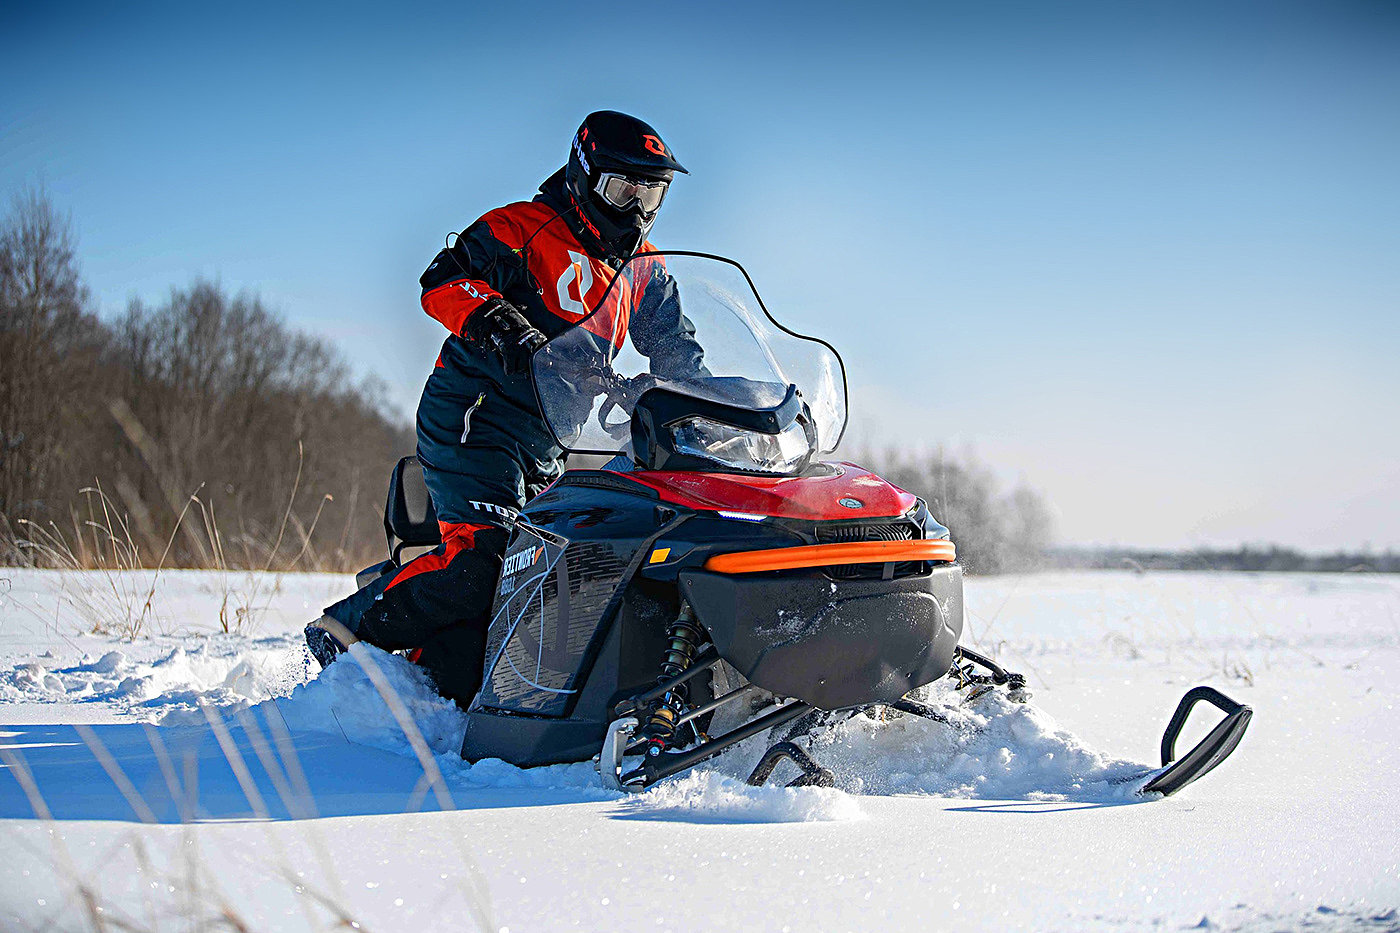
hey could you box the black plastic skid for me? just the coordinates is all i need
[1141,686,1253,796]
[679,563,964,710]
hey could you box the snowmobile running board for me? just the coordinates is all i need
[1140,686,1253,797]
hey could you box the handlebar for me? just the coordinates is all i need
[595,370,657,440]
[536,352,648,440]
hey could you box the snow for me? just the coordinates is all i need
[794,685,1152,800]
[1,566,1397,931]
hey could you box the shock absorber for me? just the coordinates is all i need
[639,603,704,756]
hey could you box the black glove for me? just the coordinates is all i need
[464,297,546,375]
[617,373,659,409]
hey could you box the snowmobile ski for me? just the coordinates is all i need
[1140,686,1253,797]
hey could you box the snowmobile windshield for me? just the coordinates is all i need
[530,252,848,455]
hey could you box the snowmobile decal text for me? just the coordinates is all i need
[502,545,545,577]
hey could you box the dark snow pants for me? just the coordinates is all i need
[323,338,563,706]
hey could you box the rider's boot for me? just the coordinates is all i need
[304,615,359,669]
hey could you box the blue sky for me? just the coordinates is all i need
[3,0,1397,549]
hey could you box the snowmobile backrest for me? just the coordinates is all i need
[385,456,441,564]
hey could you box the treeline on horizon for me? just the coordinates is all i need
[848,446,1054,576]
[1048,545,1400,574]
[0,189,412,572]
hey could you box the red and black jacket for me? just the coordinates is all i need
[419,170,704,378]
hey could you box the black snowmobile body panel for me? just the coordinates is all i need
[678,565,963,710]
[459,466,962,767]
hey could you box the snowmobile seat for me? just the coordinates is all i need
[356,456,443,588]
[384,455,441,565]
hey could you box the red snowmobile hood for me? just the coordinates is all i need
[621,462,918,521]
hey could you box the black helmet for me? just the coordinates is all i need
[563,110,687,262]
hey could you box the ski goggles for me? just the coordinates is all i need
[594,172,669,214]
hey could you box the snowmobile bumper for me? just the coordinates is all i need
[677,561,964,710]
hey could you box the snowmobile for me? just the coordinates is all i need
[359,252,1251,796]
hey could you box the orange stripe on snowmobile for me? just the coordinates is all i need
[703,539,956,574]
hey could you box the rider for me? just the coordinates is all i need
[307,111,705,706]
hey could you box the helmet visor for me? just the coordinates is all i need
[595,173,669,214]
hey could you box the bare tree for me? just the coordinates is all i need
[853,445,1055,574]
[105,282,413,568]
[2,190,413,571]
[0,188,106,519]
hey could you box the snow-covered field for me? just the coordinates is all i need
[1,566,1396,932]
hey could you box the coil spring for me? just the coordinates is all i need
[641,605,704,755]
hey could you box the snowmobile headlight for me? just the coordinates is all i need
[669,416,811,474]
